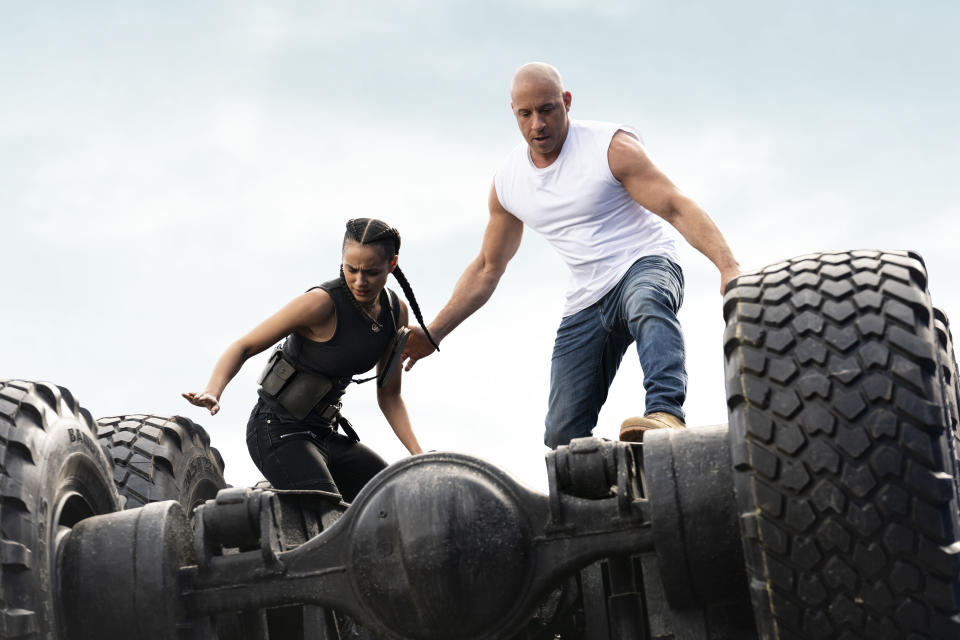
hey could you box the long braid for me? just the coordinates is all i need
[392,265,440,351]
[343,218,440,351]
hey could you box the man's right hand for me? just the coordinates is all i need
[402,325,438,371]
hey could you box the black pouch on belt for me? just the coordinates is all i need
[259,348,335,420]
[258,348,291,395]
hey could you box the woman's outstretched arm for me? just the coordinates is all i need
[183,289,335,415]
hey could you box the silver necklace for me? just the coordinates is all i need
[359,301,382,333]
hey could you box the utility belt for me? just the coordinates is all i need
[259,322,410,419]
[258,348,347,423]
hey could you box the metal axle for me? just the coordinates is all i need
[58,429,744,640]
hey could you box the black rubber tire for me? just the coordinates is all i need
[723,250,960,639]
[932,306,960,507]
[0,380,121,639]
[96,414,226,515]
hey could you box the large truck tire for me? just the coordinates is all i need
[932,306,960,504]
[0,380,121,639]
[723,250,960,639]
[96,414,226,515]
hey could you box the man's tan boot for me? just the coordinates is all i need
[619,411,686,442]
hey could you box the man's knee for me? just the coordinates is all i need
[623,282,675,317]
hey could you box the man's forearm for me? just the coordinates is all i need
[667,196,739,273]
[430,256,504,341]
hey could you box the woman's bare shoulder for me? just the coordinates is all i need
[299,287,336,321]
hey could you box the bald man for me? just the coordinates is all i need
[404,62,741,447]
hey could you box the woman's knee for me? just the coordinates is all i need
[263,438,336,490]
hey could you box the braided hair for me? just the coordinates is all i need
[340,218,440,352]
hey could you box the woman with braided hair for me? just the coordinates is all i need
[183,218,439,502]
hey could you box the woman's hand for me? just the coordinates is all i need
[182,391,221,416]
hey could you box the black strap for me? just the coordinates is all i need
[337,414,360,442]
[385,288,400,333]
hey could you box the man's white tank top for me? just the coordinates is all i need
[494,119,679,317]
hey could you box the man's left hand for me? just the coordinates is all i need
[720,267,742,296]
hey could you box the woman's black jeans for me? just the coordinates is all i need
[246,399,387,503]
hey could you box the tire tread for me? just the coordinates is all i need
[97,414,226,512]
[724,251,960,639]
[0,379,117,639]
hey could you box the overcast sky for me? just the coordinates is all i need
[3,1,958,492]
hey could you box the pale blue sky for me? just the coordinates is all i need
[3,2,958,490]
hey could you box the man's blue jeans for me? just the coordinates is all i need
[544,256,686,448]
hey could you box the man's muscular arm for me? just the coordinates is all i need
[403,182,523,369]
[608,131,741,295]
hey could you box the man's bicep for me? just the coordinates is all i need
[608,131,681,217]
[481,182,523,272]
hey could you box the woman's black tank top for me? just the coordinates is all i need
[283,278,398,379]
[256,278,399,423]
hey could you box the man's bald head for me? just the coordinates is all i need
[509,62,572,166]
[510,62,565,100]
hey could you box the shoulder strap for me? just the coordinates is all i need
[385,288,400,333]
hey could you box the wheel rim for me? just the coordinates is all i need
[51,456,120,639]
